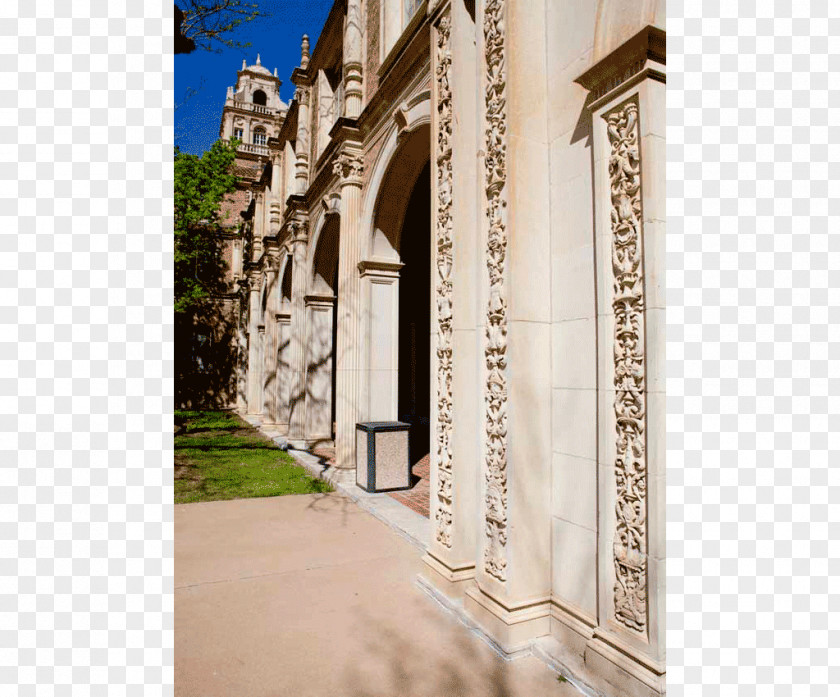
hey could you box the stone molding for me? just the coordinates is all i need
[606,97,648,636]
[481,0,509,583]
[433,11,454,550]
[576,26,665,108]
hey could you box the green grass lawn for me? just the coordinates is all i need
[174,410,332,503]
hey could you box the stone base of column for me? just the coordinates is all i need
[547,598,595,659]
[420,552,475,601]
[462,584,551,656]
[583,630,666,697]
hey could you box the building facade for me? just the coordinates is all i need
[216,1,665,694]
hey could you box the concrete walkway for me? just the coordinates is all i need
[175,493,582,697]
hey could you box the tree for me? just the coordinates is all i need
[175,1,263,54]
[174,139,241,315]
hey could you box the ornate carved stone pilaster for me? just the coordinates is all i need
[605,98,647,634]
[433,13,454,549]
[333,148,364,471]
[481,0,509,583]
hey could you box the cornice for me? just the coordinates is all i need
[575,25,665,104]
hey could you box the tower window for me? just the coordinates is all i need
[233,127,243,140]
[253,89,267,106]
[252,127,266,145]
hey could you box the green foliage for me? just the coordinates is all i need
[174,411,334,503]
[177,1,263,53]
[174,139,240,315]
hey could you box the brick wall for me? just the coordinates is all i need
[365,0,380,100]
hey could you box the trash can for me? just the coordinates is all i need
[356,421,411,493]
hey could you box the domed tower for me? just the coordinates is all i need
[219,54,288,159]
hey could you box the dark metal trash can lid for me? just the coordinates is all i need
[356,421,410,432]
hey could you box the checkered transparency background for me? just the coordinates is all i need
[0,0,836,695]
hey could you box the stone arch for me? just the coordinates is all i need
[361,92,431,261]
[358,97,432,464]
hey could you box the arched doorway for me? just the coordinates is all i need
[398,162,431,465]
[362,122,432,473]
[306,214,340,445]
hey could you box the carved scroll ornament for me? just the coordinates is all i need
[433,13,454,549]
[606,99,647,634]
[482,0,508,582]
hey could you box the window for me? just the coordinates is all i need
[233,127,243,140]
[253,89,267,106]
[404,0,422,27]
[252,127,266,145]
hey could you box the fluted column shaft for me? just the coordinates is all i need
[333,151,364,469]
[343,0,363,118]
[287,225,309,444]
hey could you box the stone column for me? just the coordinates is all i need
[236,282,248,412]
[303,294,337,443]
[333,149,364,471]
[294,86,311,194]
[252,192,264,261]
[270,153,283,232]
[246,273,262,414]
[421,0,482,600]
[287,223,310,448]
[262,261,279,422]
[343,0,363,118]
[462,0,553,653]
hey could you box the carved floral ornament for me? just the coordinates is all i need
[482,0,509,582]
[433,13,454,549]
[605,97,648,635]
[332,152,364,185]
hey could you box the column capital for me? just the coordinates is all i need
[290,218,309,245]
[294,85,311,107]
[332,150,364,186]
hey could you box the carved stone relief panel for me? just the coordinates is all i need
[605,97,648,634]
[482,0,508,582]
[433,13,454,549]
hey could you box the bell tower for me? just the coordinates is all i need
[219,54,287,156]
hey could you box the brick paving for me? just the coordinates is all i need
[310,447,431,519]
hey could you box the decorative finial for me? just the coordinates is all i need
[274,67,278,77]
[241,59,246,70]
[256,53,261,65]
[301,34,310,69]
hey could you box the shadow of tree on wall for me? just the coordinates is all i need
[175,293,242,410]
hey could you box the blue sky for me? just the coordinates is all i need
[175,0,335,156]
